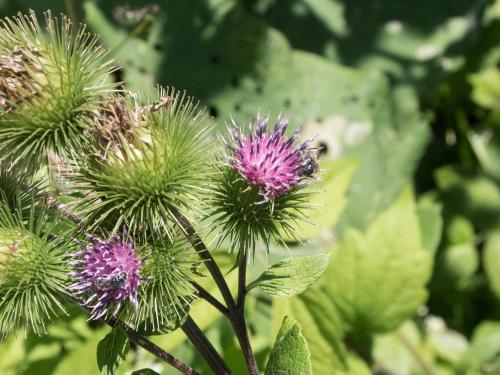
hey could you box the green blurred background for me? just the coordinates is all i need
[2,0,500,374]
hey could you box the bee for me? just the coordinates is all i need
[150,96,173,112]
[95,272,127,291]
[299,152,319,178]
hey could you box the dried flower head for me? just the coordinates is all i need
[223,114,317,200]
[76,87,215,242]
[0,46,42,112]
[0,11,115,170]
[89,95,145,150]
[69,234,143,320]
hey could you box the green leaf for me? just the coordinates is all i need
[484,231,500,300]
[274,288,347,373]
[437,242,478,283]
[96,328,129,375]
[265,316,312,375]
[130,369,161,375]
[264,1,480,88]
[434,166,500,229]
[465,321,500,370]
[445,216,475,245]
[336,86,431,233]
[417,199,443,254]
[285,159,358,240]
[325,187,432,333]
[373,321,423,375]
[249,253,330,298]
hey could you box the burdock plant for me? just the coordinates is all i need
[0,11,325,375]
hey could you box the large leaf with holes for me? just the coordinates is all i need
[84,1,391,125]
[325,188,432,333]
[263,0,484,89]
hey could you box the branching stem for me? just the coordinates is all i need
[38,186,258,375]
[172,208,236,310]
[173,210,259,375]
[34,190,199,375]
[191,281,230,316]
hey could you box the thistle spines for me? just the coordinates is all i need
[76,87,217,243]
[0,10,116,171]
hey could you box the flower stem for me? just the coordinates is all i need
[172,208,236,310]
[232,253,259,375]
[182,316,234,375]
[192,281,230,316]
[106,315,200,375]
[172,209,259,374]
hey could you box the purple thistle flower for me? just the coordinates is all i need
[69,234,143,320]
[223,114,317,200]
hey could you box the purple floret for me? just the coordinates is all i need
[69,234,142,320]
[223,114,316,199]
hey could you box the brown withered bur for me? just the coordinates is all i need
[0,46,41,112]
[89,95,144,149]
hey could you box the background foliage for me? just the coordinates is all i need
[1,0,500,374]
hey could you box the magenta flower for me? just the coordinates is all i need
[223,114,317,200]
[69,234,143,320]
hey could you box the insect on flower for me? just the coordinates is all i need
[69,234,143,320]
[223,113,318,200]
[94,271,128,291]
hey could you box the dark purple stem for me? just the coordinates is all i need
[106,315,200,375]
[173,210,259,375]
[182,316,233,375]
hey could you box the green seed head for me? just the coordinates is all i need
[207,167,310,257]
[0,11,115,170]
[77,87,216,242]
[123,237,196,333]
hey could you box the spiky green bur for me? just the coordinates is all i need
[77,88,216,242]
[0,228,19,269]
[0,211,71,339]
[0,11,115,169]
[121,237,196,333]
[208,167,311,256]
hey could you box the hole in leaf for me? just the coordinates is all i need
[231,76,239,88]
[113,67,124,83]
[210,55,221,65]
[318,142,328,157]
[208,105,218,118]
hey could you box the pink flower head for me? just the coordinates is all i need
[223,114,317,200]
[69,234,143,320]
